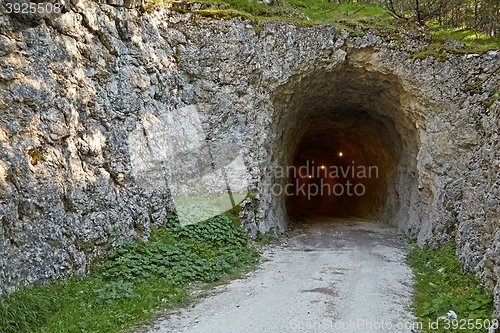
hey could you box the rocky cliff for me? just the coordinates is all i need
[1,0,499,316]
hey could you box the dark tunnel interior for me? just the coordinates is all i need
[285,110,398,221]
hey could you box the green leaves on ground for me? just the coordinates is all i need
[407,241,494,332]
[0,212,260,333]
[100,213,259,284]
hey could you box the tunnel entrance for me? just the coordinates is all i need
[268,58,422,230]
[286,110,395,220]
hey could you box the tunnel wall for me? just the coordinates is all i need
[1,1,500,315]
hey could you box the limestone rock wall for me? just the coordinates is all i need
[1,0,500,316]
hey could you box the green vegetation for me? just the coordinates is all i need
[484,92,500,108]
[0,213,260,333]
[173,192,248,226]
[256,228,279,245]
[407,241,494,332]
[172,0,400,35]
[154,0,499,56]
[412,25,500,60]
[382,0,499,39]
[445,206,458,218]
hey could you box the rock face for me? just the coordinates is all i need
[1,0,500,315]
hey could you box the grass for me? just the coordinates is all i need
[155,0,499,54]
[407,241,495,332]
[192,0,397,33]
[431,26,500,50]
[484,92,500,108]
[0,212,260,333]
[0,277,188,333]
[413,25,500,60]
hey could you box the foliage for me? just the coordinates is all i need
[155,0,500,56]
[372,0,499,38]
[0,213,260,333]
[407,241,494,332]
[27,148,43,166]
[0,274,185,333]
[173,194,246,225]
[445,206,458,217]
[256,228,279,245]
[196,0,397,33]
[157,0,499,55]
[412,25,500,61]
[100,213,259,284]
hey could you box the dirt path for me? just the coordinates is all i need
[149,218,417,333]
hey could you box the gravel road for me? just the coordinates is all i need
[149,218,417,333]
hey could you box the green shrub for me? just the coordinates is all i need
[407,241,494,332]
[100,213,259,284]
[0,212,260,333]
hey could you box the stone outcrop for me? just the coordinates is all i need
[1,0,500,316]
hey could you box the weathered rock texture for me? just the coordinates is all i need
[1,0,500,316]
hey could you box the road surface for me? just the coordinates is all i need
[148,218,417,333]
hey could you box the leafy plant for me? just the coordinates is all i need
[464,81,484,95]
[93,280,137,305]
[100,213,259,285]
[0,212,260,333]
[407,241,494,332]
[27,148,43,166]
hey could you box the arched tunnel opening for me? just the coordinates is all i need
[268,58,423,230]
